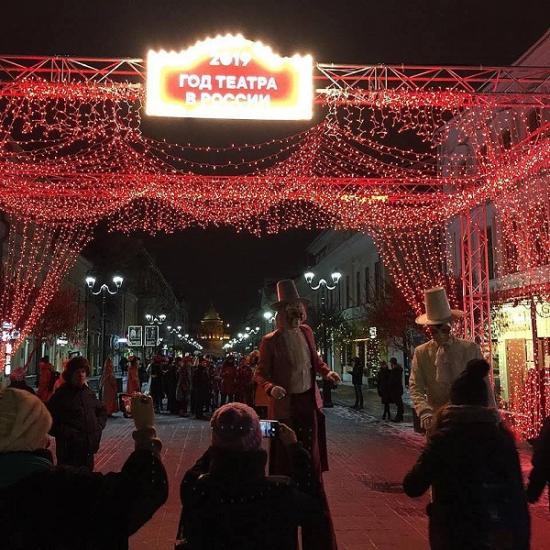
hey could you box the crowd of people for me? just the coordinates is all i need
[0,355,332,549]
[106,351,259,419]
[1,285,550,549]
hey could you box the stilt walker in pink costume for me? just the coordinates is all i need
[255,279,340,550]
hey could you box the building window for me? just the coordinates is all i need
[364,267,370,303]
[356,271,361,305]
[346,275,351,308]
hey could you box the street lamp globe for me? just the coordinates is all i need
[85,276,96,289]
[112,275,124,288]
[331,272,342,284]
[304,271,315,284]
[263,311,273,320]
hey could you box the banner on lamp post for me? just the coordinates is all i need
[146,34,313,121]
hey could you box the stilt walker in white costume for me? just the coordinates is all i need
[409,287,496,434]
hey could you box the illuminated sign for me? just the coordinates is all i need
[146,34,313,120]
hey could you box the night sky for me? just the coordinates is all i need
[2,1,547,326]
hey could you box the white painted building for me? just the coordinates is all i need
[295,229,407,384]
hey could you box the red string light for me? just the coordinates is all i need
[0,75,548,440]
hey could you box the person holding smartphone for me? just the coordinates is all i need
[178,402,322,550]
[0,390,168,549]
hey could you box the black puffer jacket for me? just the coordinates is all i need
[47,383,107,453]
[403,405,530,550]
[377,367,391,404]
[0,448,168,550]
[351,361,363,386]
[388,365,403,402]
[179,445,322,550]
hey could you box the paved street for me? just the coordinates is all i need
[93,386,550,549]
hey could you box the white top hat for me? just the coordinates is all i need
[415,287,463,325]
[271,279,310,310]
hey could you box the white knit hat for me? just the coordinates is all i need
[0,388,52,452]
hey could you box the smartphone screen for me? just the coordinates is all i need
[259,419,279,438]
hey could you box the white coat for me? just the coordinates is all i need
[409,337,495,418]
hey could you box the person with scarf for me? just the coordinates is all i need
[177,402,322,550]
[409,287,495,434]
[0,388,168,549]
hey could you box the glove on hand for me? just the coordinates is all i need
[132,394,155,431]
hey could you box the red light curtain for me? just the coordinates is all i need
[494,174,550,293]
[0,216,91,373]
[370,224,460,317]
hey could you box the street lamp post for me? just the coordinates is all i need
[85,275,124,372]
[263,310,274,335]
[166,324,182,355]
[145,313,166,326]
[144,313,166,356]
[303,271,342,364]
[228,326,261,352]
[304,270,341,408]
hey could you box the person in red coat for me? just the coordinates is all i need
[127,356,141,395]
[255,279,340,550]
[220,355,237,405]
[36,356,56,402]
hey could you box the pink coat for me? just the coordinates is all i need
[255,324,330,419]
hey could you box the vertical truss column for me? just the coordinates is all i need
[460,204,492,360]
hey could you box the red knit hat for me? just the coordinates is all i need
[210,403,262,452]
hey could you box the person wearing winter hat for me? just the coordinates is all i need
[403,359,530,549]
[409,287,496,434]
[0,388,51,455]
[178,402,327,550]
[47,356,107,470]
[0,389,168,549]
